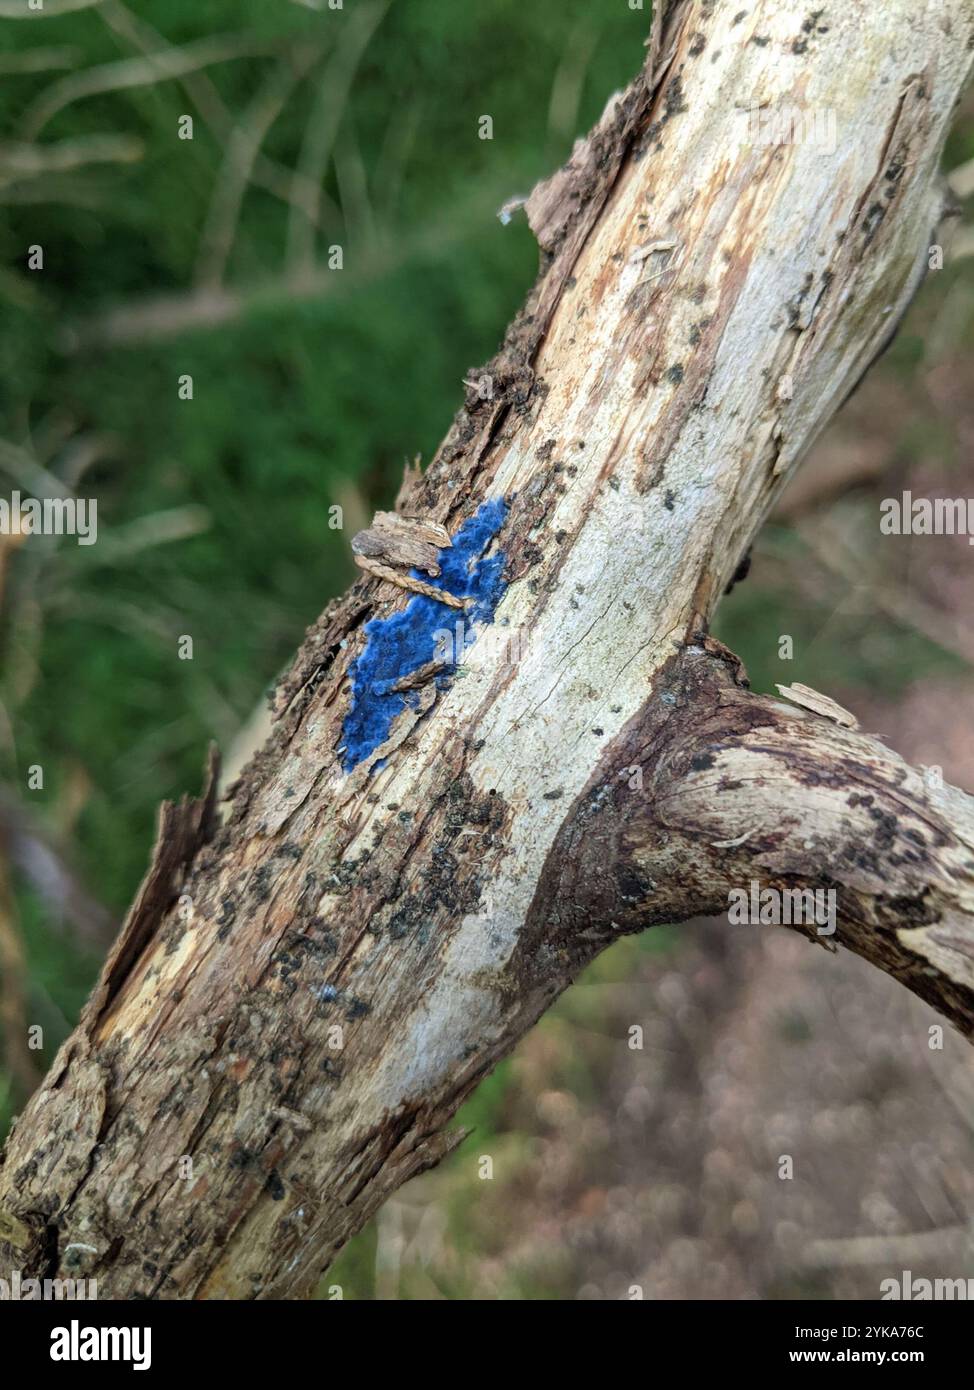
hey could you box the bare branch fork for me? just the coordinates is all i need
[2,0,973,1298]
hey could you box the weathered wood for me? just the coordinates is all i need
[351,511,452,577]
[532,636,974,1039]
[2,0,973,1299]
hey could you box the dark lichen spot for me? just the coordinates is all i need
[690,752,716,771]
[522,541,544,568]
[217,894,238,941]
[617,864,655,905]
[663,75,687,120]
[689,316,713,346]
[867,806,899,849]
[250,864,273,902]
[861,202,887,245]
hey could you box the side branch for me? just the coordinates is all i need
[534,642,974,1036]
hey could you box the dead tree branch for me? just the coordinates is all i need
[2,0,973,1299]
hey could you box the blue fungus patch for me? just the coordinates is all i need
[340,498,508,771]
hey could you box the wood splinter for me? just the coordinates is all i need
[353,554,467,608]
[351,510,451,575]
[388,658,450,694]
[774,682,859,729]
[352,509,465,607]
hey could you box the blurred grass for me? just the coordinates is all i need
[1,0,973,1298]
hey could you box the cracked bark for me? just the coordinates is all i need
[2,0,974,1299]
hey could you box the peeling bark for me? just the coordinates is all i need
[2,0,974,1299]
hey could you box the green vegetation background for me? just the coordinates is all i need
[0,0,970,1298]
